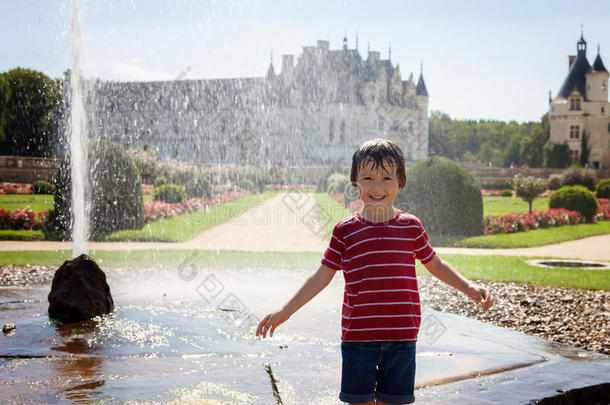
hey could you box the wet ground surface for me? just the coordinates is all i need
[1,266,609,404]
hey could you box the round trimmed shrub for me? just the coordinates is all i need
[153,176,168,187]
[46,139,144,241]
[500,189,512,197]
[32,180,55,194]
[561,168,597,191]
[548,176,562,190]
[394,157,483,236]
[596,178,610,199]
[185,175,212,198]
[326,173,351,194]
[550,185,598,222]
[237,178,255,191]
[152,184,186,204]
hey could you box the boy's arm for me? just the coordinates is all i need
[256,263,337,338]
[423,255,493,311]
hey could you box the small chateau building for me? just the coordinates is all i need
[549,34,609,168]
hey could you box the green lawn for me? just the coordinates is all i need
[0,249,606,290]
[0,194,54,213]
[459,221,610,248]
[0,230,45,241]
[483,196,549,215]
[313,192,351,237]
[105,191,278,242]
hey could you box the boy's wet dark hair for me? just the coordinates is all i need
[350,139,407,188]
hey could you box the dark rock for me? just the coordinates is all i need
[2,323,15,333]
[48,254,114,323]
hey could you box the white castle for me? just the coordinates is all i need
[82,37,429,166]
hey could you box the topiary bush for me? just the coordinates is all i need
[31,180,55,194]
[561,168,597,191]
[153,176,168,187]
[596,178,610,199]
[513,175,547,214]
[152,184,186,204]
[548,176,562,190]
[45,139,144,241]
[500,189,512,197]
[394,156,483,236]
[550,185,598,222]
[237,178,255,191]
[185,175,212,198]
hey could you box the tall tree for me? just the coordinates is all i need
[580,131,590,167]
[0,68,63,157]
[0,75,10,144]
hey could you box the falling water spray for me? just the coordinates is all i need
[70,0,89,256]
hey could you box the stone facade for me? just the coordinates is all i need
[78,38,429,166]
[549,35,609,168]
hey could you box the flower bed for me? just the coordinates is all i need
[144,189,252,223]
[0,182,34,195]
[328,192,363,212]
[483,209,582,235]
[0,208,47,230]
[596,198,610,222]
[265,184,316,191]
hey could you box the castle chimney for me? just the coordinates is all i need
[569,55,576,70]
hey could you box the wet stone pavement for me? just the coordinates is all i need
[1,265,609,404]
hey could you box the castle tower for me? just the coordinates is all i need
[549,34,609,168]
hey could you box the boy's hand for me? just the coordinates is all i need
[467,284,493,311]
[256,309,290,339]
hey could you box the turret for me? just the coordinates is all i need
[281,54,294,87]
[266,52,275,80]
[586,45,609,102]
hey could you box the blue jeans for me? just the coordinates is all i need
[340,340,416,404]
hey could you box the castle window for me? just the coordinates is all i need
[569,125,580,139]
[602,106,605,114]
[569,149,579,165]
[408,121,414,133]
[379,117,384,130]
[340,120,346,142]
[329,118,335,141]
[570,98,581,111]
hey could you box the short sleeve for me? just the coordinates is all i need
[321,223,344,270]
[414,221,436,264]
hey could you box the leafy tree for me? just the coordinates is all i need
[0,75,10,143]
[428,111,548,168]
[513,175,547,214]
[580,131,590,167]
[0,68,63,157]
[520,113,549,168]
[542,140,570,168]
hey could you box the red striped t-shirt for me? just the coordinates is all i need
[322,209,436,342]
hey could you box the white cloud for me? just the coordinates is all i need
[109,58,175,81]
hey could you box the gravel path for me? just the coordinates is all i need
[2,264,608,356]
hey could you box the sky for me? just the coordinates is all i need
[1,0,610,123]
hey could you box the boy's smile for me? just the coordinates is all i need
[355,159,402,223]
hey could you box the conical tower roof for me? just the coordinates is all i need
[416,73,428,96]
[557,52,591,99]
[593,52,608,72]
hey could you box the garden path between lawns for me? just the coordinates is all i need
[0,192,609,261]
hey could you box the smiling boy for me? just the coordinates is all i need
[256,139,493,405]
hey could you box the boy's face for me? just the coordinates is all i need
[355,159,402,216]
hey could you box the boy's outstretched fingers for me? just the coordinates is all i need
[480,288,493,311]
[255,311,289,339]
